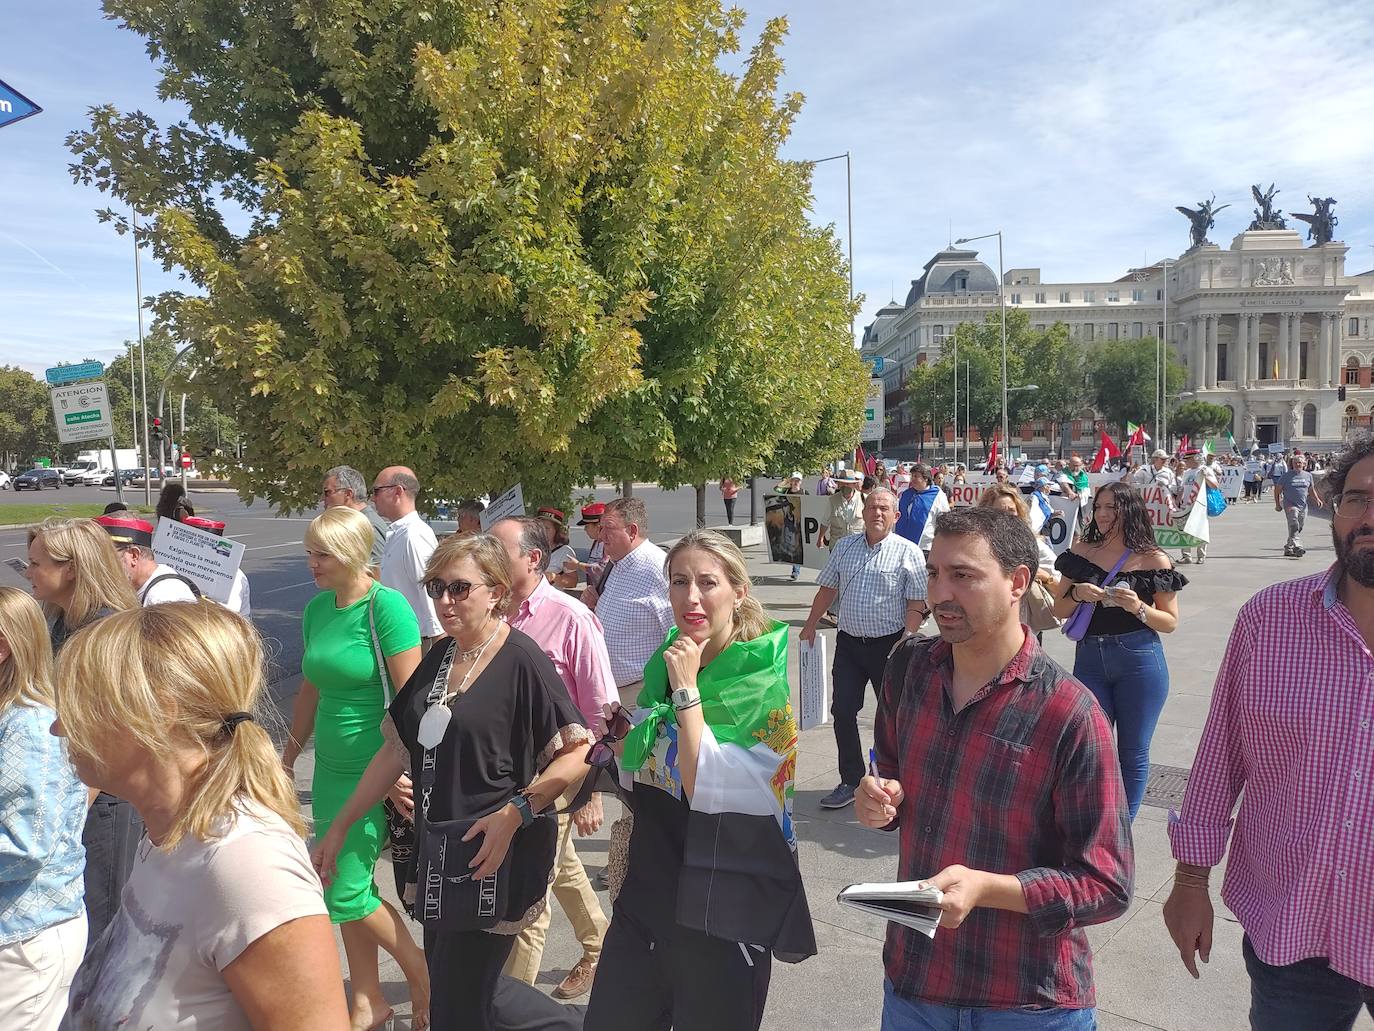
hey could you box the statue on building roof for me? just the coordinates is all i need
[1176,195,1230,249]
[1292,195,1338,245]
[1247,183,1287,230]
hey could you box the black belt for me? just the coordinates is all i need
[838,629,904,644]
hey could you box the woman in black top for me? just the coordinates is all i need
[314,533,592,1031]
[1050,481,1187,819]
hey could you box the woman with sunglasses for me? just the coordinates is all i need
[312,533,592,1031]
[284,508,429,1030]
[583,530,816,1031]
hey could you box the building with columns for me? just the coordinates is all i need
[861,225,1372,456]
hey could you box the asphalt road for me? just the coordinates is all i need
[0,480,756,710]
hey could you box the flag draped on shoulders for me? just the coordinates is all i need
[621,621,816,962]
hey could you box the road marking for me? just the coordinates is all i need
[246,541,304,552]
[258,578,318,597]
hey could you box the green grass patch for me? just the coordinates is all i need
[0,503,157,526]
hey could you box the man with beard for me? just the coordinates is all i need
[857,507,1132,1029]
[1274,451,1325,557]
[1164,434,1374,1029]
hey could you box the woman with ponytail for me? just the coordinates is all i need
[583,530,816,1031]
[52,602,349,1030]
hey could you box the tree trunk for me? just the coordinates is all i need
[695,483,707,528]
[620,479,633,499]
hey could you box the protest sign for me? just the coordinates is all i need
[800,496,834,570]
[764,495,803,566]
[1268,442,1285,454]
[152,517,245,604]
[1140,482,1206,549]
[1218,466,1244,501]
[798,636,830,731]
[479,483,525,530]
[948,482,982,508]
[1042,495,1080,556]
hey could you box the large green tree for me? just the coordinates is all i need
[1023,322,1090,455]
[1170,400,1233,441]
[1087,337,1183,436]
[68,1,863,512]
[0,367,61,468]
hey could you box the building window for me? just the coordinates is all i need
[1352,318,1361,336]
[1059,291,1071,303]
[1345,405,1360,434]
[1107,322,1119,340]
[1011,292,1022,305]
[1132,322,1144,338]
[1131,289,1144,302]
[1156,289,1164,301]
[1346,358,1360,385]
[1034,292,1046,304]
[1107,290,1120,302]
[932,325,945,347]
[1303,403,1317,437]
[1083,290,1095,303]
[1035,324,1046,333]
[1083,323,1095,341]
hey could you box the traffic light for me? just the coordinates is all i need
[151,416,163,442]
[1339,386,1347,402]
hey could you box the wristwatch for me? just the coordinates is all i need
[510,792,535,828]
[672,686,702,711]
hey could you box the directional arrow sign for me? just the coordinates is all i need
[0,79,42,131]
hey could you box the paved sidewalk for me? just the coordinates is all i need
[305,497,1370,1030]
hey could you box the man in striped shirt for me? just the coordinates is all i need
[801,487,928,809]
[1165,432,1374,1029]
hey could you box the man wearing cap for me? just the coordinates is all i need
[1173,450,1218,565]
[1131,449,1177,491]
[181,516,252,616]
[825,468,866,548]
[321,465,390,573]
[564,504,607,587]
[96,515,200,605]
[373,466,442,650]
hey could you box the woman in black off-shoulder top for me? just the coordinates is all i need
[1049,480,1188,819]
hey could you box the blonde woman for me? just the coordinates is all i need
[24,517,138,951]
[313,533,592,1031]
[283,507,428,1031]
[52,602,348,1029]
[584,530,816,1031]
[0,588,87,1030]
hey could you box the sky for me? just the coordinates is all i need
[3,0,1373,375]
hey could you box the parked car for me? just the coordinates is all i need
[0,471,10,490]
[101,468,146,487]
[15,468,62,490]
[78,467,111,486]
[62,463,95,486]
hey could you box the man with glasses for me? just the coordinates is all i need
[1274,451,1325,558]
[373,466,442,651]
[1165,434,1373,1029]
[321,465,390,573]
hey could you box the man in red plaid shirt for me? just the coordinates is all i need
[858,507,1133,1029]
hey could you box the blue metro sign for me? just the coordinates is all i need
[0,79,42,131]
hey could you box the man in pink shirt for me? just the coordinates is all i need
[1164,434,1374,1029]
[490,515,614,1000]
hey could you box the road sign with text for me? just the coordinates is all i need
[50,382,113,444]
[45,361,104,386]
[860,378,885,442]
[0,80,42,131]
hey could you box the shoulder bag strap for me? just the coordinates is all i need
[367,586,393,708]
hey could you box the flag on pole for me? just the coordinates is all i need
[1089,429,1122,472]
[1227,430,1238,453]
[1202,438,1214,456]
[1273,356,1280,379]
[1176,434,1190,457]
[1126,421,1151,446]
[986,433,1000,471]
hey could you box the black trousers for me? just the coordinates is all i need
[583,910,771,1031]
[81,793,145,953]
[724,497,737,524]
[424,925,516,1031]
[832,630,903,787]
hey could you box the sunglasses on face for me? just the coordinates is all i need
[423,578,486,601]
[586,706,634,769]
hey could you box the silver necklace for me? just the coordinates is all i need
[417,621,501,749]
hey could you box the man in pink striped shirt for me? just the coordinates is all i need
[1164,434,1374,1030]
[491,515,616,1000]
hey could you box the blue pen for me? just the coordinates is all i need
[868,747,879,780]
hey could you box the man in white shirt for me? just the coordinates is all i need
[1174,449,1218,565]
[373,465,442,650]
[1130,449,1177,492]
[96,515,199,605]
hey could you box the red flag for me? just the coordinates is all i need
[986,433,999,471]
[1176,434,1189,457]
[1127,424,1147,448]
[1090,429,1121,472]
[855,444,876,478]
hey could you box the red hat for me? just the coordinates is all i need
[577,502,606,526]
[95,515,155,548]
[181,516,227,536]
[1181,448,1202,457]
[536,507,566,527]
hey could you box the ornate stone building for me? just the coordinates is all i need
[862,223,1372,456]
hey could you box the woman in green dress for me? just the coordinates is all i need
[283,507,430,1030]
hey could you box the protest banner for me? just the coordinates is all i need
[948,482,982,508]
[798,636,830,731]
[479,483,525,529]
[1042,495,1080,556]
[1139,483,1206,549]
[152,516,245,604]
[801,496,834,569]
[764,494,803,566]
[1218,466,1244,501]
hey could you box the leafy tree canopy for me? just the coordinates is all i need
[1087,337,1183,433]
[1170,399,1234,441]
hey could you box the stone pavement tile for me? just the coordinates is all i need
[763,918,885,1031]
[1092,900,1251,1031]
[1097,1012,1169,1030]
[1087,895,1149,953]
[1155,691,1214,729]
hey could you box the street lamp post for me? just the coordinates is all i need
[955,231,1007,453]
[964,360,971,468]
[802,152,853,302]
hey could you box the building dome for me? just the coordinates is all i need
[904,247,999,305]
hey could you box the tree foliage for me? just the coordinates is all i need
[1022,322,1089,453]
[0,367,60,468]
[1170,400,1233,440]
[1087,337,1183,433]
[67,0,863,510]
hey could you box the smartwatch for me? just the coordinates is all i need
[511,792,535,828]
[672,686,702,711]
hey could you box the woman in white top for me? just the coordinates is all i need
[53,601,349,1031]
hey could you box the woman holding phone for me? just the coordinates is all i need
[1050,481,1187,819]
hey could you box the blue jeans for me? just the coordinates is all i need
[1244,935,1374,1031]
[882,982,1096,1030]
[1072,627,1168,820]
